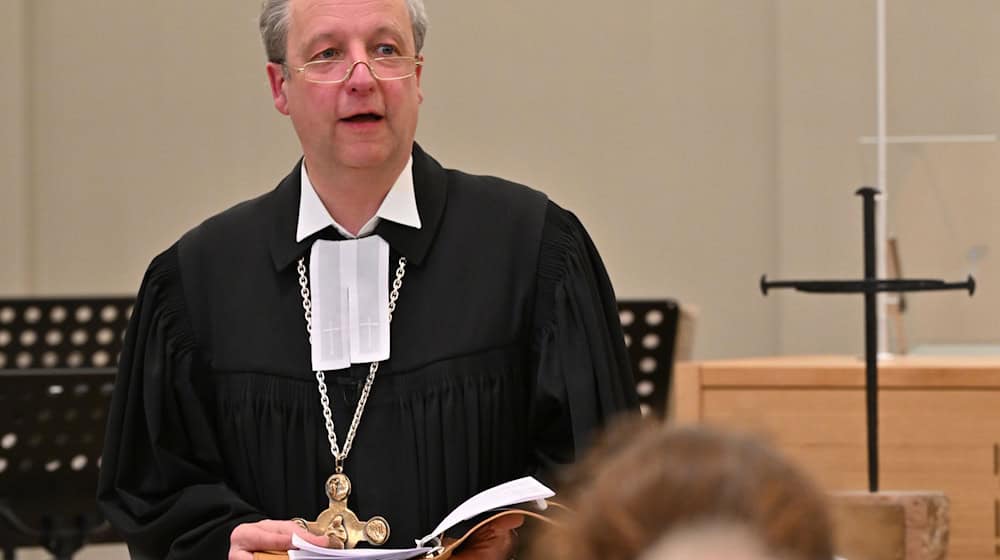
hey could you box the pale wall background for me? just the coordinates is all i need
[5,3,1000,358]
[2,1,999,557]
[777,0,1000,355]
[1,0,779,362]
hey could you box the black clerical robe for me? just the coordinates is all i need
[97,144,637,558]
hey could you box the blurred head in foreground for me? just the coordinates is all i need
[533,416,835,560]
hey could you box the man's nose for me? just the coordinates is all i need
[344,60,377,92]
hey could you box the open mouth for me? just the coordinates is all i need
[342,113,384,123]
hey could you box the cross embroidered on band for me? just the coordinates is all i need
[308,235,391,371]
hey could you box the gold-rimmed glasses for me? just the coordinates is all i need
[284,57,422,84]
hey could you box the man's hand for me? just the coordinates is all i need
[448,514,525,560]
[229,519,330,560]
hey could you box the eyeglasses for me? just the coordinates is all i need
[284,57,422,84]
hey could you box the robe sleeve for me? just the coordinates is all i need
[97,246,265,559]
[530,203,639,479]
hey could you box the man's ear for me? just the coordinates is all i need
[266,62,290,115]
[415,54,424,104]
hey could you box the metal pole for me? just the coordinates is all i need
[876,0,890,356]
[858,187,880,492]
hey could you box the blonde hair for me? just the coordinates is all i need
[533,417,834,560]
[259,0,428,63]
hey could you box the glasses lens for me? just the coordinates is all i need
[301,58,417,83]
[372,57,416,79]
[303,60,350,82]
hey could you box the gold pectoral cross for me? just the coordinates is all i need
[294,473,391,549]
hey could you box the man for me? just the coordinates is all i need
[97,0,637,558]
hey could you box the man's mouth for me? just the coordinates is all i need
[342,113,384,123]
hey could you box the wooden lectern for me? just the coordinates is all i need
[674,355,1000,560]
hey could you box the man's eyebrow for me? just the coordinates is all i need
[302,32,341,56]
[370,24,406,41]
[300,25,409,57]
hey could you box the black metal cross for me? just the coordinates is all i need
[761,187,975,492]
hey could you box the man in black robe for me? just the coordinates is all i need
[97,0,638,558]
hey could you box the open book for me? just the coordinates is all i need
[287,477,554,560]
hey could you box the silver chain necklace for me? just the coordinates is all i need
[296,255,407,473]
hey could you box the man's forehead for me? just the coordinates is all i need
[288,0,414,50]
[290,0,412,30]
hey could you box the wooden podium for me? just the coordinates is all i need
[674,355,1000,560]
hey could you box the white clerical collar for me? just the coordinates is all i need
[296,156,422,242]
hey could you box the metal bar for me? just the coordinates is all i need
[876,0,889,358]
[758,186,978,495]
[859,187,880,493]
[0,503,41,538]
[760,277,975,295]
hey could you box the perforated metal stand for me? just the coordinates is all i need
[617,300,680,418]
[0,369,120,559]
[1,298,132,559]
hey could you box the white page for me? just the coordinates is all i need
[416,477,554,546]
[288,534,432,560]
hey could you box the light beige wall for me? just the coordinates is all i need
[0,0,29,294]
[890,143,1000,346]
[775,0,1000,355]
[418,0,779,359]
[28,1,300,296]
[12,0,781,360]
[9,4,998,361]
[883,1,1000,348]
[775,0,874,355]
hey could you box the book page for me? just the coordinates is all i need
[416,477,554,546]
[288,535,432,560]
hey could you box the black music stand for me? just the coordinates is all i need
[617,300,680,418]
[0,298,133,559]
[0,369,121,560]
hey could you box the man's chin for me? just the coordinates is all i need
[334,145,405,171]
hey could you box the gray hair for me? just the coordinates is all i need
[259,0,428,63]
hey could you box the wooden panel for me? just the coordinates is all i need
[671,361,702,423]
[697,355,1000,388]
[701,388,1000,446]
[701,388,866,445]
[677,357,1000,560]
[882,391,1000,445]
[780,444,869,490]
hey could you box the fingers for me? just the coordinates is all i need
[261,519,330,547]
[452,515,523,560]
[230,521,294,554]
[229,519,328,558]
[291,526,331,547]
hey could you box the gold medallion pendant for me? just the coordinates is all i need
[294,473,390,549]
